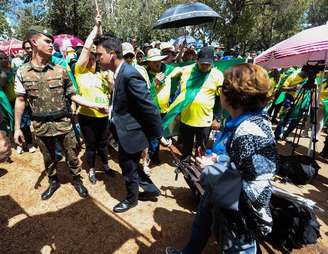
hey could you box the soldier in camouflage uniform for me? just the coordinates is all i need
[14,26,108,200]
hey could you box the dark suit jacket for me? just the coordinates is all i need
[111,62,163,154]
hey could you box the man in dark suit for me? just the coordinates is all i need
[95,33,163,213]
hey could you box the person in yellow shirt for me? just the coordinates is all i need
[178,47,223,159]
[274,68,307,140]
[75,14,113,184]
[144,48,181,116]
[143,48,182,165]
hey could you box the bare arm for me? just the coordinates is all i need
[76,15,101,68]
[14,96,26,145]
[70,94,108,113]
[14,96,25,130]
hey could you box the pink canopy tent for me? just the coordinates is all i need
[255,24,328,158]
[255,24,328,69]
[0,38,23,56]
[53,34,84,52]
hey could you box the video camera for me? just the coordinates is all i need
[302,60,326,89]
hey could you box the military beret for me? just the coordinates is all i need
[28,26,54,42]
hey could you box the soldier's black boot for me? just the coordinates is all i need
[41,175,60,200]
[72,175,88,198]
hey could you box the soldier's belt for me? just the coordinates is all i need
[32,110,69,122]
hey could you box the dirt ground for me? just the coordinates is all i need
[1,133,328,254]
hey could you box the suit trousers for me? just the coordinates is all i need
[118,143,160,203]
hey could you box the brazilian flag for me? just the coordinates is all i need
[162,59,244,137]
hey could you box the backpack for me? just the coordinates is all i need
[278,155,320,185]
[264,193,321,253]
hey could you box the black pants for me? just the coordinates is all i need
[21,126,33,145]
[180,122,211,159]
[118,143,160,203]
[78,114,109,169]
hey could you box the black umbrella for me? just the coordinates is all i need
[153,2,219,29]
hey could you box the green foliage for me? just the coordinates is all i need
[46,0,95,39]
[0,0,10,12]
[248,0,309,51]
[0,12,11,38]
[15,5,47,40]
[203,0,309,52]
[102,0,183,45]
[5,0,328,52]
[307,0,328,26]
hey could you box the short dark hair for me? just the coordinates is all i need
[27,30,39,41]
[94,32,123,59]
[222,63,272,112]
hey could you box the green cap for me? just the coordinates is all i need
[28,26,54,42]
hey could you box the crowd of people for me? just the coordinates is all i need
[0,13,327,254]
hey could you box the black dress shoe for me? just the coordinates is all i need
[103,166,116,177]
[41,176,60,200]
[113,200,137,213]
[72,176,89,198]
[138,191,160,201]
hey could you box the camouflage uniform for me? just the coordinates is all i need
[15,62,80,176]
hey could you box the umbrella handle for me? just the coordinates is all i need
[94,0,103,35]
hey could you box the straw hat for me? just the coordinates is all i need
[144,48,167,62]
[160,42,175,52]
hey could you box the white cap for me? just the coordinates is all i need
[122,42,135,57]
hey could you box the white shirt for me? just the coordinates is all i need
[14,69,26,96]
[114,60,124,80]
[110,60,124,120]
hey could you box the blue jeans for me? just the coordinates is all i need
[182,195,256,254]
[275,118,299,140]
[148,138,160,160]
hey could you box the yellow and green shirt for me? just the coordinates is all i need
[281,70,306,98]
[180,65,223,127]
[75,63,113,118]
[148,64,182,114]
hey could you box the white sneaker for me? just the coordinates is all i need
[143,165,151,176]
[16,146,23,154]
[27,145,36,153]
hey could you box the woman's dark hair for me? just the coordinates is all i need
[22,40,31,50]
[222,63,272,112]
[94,31,123,59]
